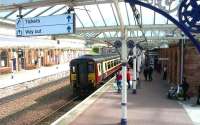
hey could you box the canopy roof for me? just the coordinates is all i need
[0,0,193,49]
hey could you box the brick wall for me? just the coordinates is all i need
[159,46,180,85]
[184,46,200,95]
[159,43,200,95]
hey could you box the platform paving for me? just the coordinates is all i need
[0,63,69,89]
[70,73,194,125]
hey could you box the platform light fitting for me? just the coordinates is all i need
[114,40,122,48]
[127,40,135,49]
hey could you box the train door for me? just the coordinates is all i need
[77,62,88,86]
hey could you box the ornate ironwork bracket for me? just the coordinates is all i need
[125,0,200,53]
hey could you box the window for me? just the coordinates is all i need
[0,50,8,67]
[108,62,111,69]
[98,64,101,72]
[114,60,117,66]
[111,61,114,67]
[88,64,94,73]
[71,66,76,73]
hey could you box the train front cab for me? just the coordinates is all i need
[70,59,96,96]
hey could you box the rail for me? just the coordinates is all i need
[32,96,79,125]
[52,76,115,125]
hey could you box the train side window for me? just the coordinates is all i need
[105,63,107,70]
[108,62,111,69]
[112,61,114,67]
[99,64,101,72]
[88,64,94,73]
[114,60,117,66]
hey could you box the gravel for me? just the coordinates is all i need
[0,78,73,125]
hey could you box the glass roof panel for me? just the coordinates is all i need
[152,31,159,37]
[76,16,83,28]
[138,31,142,36]
[159,31,165,37]
[118,32,121,37]
[128,31,131,37]
[105,32,111,37]
[141,7,154,24]
[53,7,67,15]
[169,10,178,23]
[145,31,152,37]
[8,11,18,20]
[98,3,117,26]
[119,2,129,25]
[21,8,33,15]
[75,6,93,27]
[155,13,167,24]
[0,11,12,17]
[40,5,65,16]
[110,31,117,37]
[97,33,104,38]
[132,31,136,37]
[134,31,138,36]
[126,3,135,25]
[111,3,120,25]
[5,9,33,20]
[85,5,104,26]
[25,6,50,18]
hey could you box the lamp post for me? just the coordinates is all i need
[114,37,127,125]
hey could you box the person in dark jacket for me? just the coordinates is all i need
[180,77,189,101]
[143,66,148,81]
[197,86,200,105]
[163,65,167,80]
[148,66,153,81]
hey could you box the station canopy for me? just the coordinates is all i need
[0,0,192,48]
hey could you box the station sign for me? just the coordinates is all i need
[16,14,75,37]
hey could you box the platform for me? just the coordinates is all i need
[0,63,69,89]
[53,73,200,125]
[0,63,69,99]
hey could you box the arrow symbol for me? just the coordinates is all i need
[67,26,71,32]
[17,30,22,36]
[16,19,22,28]
[67,15,71,22]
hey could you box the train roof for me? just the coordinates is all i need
[70,54,120,63]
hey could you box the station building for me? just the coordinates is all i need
[0,35,90,74]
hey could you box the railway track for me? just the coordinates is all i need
[0,77,68,105]
[0,78,72,125]
[32,96,79,125]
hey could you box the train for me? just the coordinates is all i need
[70,54,121,96]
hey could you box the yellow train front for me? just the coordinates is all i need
[70,54,121,96]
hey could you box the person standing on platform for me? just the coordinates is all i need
[181,77,189,101]
[148,65,153,81]
[163,65,167,80]
[116,70,122,93]
[143,65,148,81]
[127,68,131,89]
[197,86,200,105]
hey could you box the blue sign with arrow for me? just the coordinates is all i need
[67,15,72,22]
[16,14,75,37]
